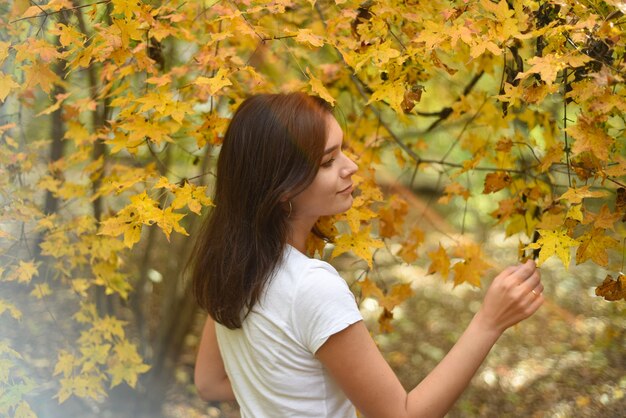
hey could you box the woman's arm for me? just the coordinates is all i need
[194,315,236,401]
[316,260,544,418]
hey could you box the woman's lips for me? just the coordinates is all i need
[338,184,353,194]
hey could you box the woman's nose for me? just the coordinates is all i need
[341,156,358,178]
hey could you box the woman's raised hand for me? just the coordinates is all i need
[476,260,544,335]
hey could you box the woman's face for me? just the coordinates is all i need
[291,114,358,220]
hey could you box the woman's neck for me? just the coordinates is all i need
[286,216,318,254]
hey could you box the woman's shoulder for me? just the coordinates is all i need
[283,245,340,277]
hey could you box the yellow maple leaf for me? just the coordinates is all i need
[526,228,578,267]
[0,41,9,66]
[427,244,450,279]
[111,0,142,20]
[378,195,408,238]
[568,115,614,161]
[157,207,188,241]
[171,182,213,215]
[397,227,424,264]
[30,283,52,299]
[14,401,37,418]
[366,81,405,115]
[0,73,19,102]
[558,186,608,204]
[0,299,22,320]
[538,144,563,172]
[379,283,413,311]
[195,67,232,95]
[306,67,335,105]
[359,277,384,300]
[576,228,619,267]
[438,182,470,204]
[566,204,583,222]
[451,243,491,287]
[53,351,76,378]
[332,225,383,268]
[294,28,325,48]
[16,260,39,283]
[109,340,150,388]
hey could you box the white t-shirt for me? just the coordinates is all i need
[215,244,363,418]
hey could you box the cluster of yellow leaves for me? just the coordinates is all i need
[0,342,37,418]
[524,187,622,269]
[359,277,413,333]
[54,303,150,403]
[99,191,188,248]
[427,242,492,288]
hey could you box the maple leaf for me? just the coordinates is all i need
[108,341,150,388]
[195,67,232,95]
[30,283,52,299]
[526,228,578,267]
[595,273,626,301]
[359,278,413,317]
[332,225,383,268]
[451,243,491,287]
[0,73,19,102]
[558,186,608,204]
[306,67,336,106]
[397,227,424,264]
[568,115,614,161]
[0,41,9,66]
[15,260,39,283]
[293,28,325,48]
[438,182,470,204]
[379,283,413,311]
[566,204,583,223]
[366,81,405,115]
[53,351,76,378]
[14,401,37,418]
[0,299,22,320]
[339,205,377,234]
[170,182,213,215]
[157,207,188,241]
[483,172,511,194]
[359,277,384,300]
[583,204,622,230]
[379,196,408,238]
[538,144,563,172]
[427,244,450,279]
[575,228,619,266]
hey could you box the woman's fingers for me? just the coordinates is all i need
[508,260,537,284]
[518,269,541,293]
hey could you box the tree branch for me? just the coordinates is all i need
[10,0,111,24]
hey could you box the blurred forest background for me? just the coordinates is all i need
[1,0,625,417]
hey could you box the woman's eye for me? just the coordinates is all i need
[321,158,335,168]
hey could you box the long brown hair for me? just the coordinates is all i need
[189,93,333,329]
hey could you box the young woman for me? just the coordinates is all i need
[190,92,544,418]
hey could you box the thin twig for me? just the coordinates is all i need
[563,68,572,187]
[10,0,111,23]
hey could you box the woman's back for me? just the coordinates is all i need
[215,245,361,418]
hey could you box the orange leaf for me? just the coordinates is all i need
[483,172,511,194]
[595,274,626,301]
